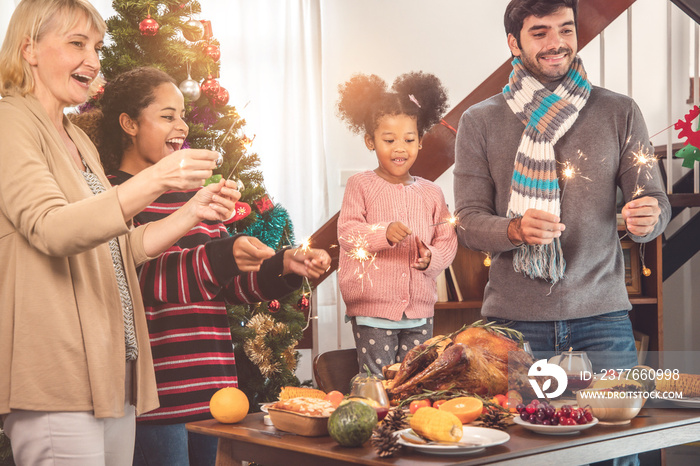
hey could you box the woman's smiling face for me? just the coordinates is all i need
[123,82,189,171]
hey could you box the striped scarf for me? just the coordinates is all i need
[503,55,591,283]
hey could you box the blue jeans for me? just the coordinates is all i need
[488,310,638,372]
[133,423,217,466]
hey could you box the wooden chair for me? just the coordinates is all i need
[312,348,359,394]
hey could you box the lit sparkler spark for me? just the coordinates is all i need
[630,145,658,199]
[558,159,591,204]
[431,215,464,230]
[340,232,378,291]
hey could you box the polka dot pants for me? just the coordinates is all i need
[350,317,433,377]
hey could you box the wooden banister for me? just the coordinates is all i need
[309,0,637,286]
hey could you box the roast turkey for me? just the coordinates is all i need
[386,326,536,401]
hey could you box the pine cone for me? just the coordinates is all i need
[382,407,408,432]
[371,423,401,458]
[474,406,510,431]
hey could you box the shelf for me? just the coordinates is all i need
[629,296,658,305]
[434,299,483,310]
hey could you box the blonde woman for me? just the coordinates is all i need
[0,0,238,463]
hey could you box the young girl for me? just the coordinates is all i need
[73,66,331,466]
[337,72,458,376]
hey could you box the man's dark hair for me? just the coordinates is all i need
[504,0,578,47]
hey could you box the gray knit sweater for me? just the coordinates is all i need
[454,85,670,321]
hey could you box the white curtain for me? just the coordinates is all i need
[0,0,329,243]
[214,0,328,241]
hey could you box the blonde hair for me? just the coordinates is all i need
[0,0,106,97]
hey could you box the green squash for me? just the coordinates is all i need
[327,400,378,447]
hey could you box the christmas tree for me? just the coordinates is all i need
[97,0,310,405]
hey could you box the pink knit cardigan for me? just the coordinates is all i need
[338,171,458,321]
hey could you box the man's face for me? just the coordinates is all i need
[507,7,578,83]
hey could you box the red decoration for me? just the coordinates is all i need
[139,14,159,36]
[675,105,700,150]
[254,195,274,214]
[268,300,280,313]
[213,86,229,107]
[200,20,213,40]
[92,84,104,100]
[297,296,309,313]
[224,202,251,225]
[204,43,221,62]
[200,75,220,98]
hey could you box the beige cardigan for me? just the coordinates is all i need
[0,94,159,418]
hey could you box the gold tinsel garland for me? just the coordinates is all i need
[243,312,300,378]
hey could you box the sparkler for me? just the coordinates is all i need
[340,231,379,291]
[430,215,465,230]
[558,153,591,205]
[630,145,658,199]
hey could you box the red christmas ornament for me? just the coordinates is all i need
[268,300,280,313]
[200,20,214,40]
[297,296,309,313]
[675,105,700,151]
[204,43,220,62]
[224,202,252,225]
[200,75,220,98]
[254,195,274,214]
[139,14,159,36]
[213,86,229,107]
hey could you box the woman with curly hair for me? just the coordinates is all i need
[336,72,458,376]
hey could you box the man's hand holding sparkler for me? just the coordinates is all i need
[232,236,276,272]
[283,247,332,279]
[410,237,432,270]
[621,196,660,237]
[386,221,412,245]
[508,209,566,246]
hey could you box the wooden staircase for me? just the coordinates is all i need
[308,0,637,286]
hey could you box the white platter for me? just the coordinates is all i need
[395,427,510,456]
[513,415,599,435]
[667,397,700,408]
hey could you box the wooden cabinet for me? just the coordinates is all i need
[434,230,664,352]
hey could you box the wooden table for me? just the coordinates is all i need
[187,407,700,466]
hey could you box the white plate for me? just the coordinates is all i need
[259,402,275,413]
[667,397,700,408]
[395,427,510,456]
[513,415,598,435]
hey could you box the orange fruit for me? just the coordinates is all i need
[210,387,249,423]
[324,390,345,408]
[438,396,483,424]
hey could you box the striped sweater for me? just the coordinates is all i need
[109,171,301,424]
[338,171,458,321]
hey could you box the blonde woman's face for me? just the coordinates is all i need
[23,14,103,111]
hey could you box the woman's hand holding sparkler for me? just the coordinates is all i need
[410,238,431,270]
[508,209,566,246]
[283,247,332,279]
[621,196,660,237]
[386,221,412,245]
[190,179,240,222]
[232,236,276,272]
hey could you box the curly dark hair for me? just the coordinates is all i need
[504,0,578,48]
[336,71,448,139]
[95,67,176,174]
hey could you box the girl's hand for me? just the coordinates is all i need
[386,221,412,245]
[410,237,432,270]
[232,236,276,272]
[190,179,240,221]
[283,247,332,279]
[155,148,220,191]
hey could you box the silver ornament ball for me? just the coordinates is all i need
[236,178,245,191]
[179,78,201,101]
[183,19,205,41]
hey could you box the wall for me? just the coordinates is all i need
[317,0,700,355]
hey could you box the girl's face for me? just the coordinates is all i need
[22,14,103,114]
[121,82,188,172]
[365,113,421,185]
